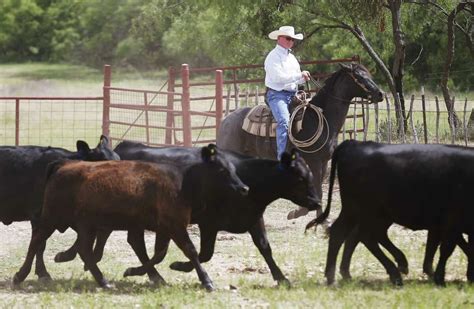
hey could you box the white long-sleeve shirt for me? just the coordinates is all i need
[264,44,305,92]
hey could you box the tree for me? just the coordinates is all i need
[413,1,473,128]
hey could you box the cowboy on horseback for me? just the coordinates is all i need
[264,26,311,161]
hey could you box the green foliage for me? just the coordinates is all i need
[0,0,472,93]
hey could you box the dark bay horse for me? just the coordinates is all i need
[217,63,384,218]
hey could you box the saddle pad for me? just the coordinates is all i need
[242,105,277,137]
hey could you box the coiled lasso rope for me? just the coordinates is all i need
[288,90,329,153]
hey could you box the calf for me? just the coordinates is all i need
[13,145,248,290]
[56,141,319,285]
[0,135,119,280]
[307,140,474,286]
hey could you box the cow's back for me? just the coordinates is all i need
[42,160,182,231]
[335,140,474,229]
[0,146,74,223]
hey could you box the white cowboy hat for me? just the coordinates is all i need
[268,26,303,40]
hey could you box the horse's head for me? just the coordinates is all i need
[339,63,384,103]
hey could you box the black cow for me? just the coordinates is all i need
[56,141,319,285]
[0,135,119,280]
[13,145,248,290]
[307,140,474,286]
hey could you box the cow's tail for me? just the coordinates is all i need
[305,147,339,232]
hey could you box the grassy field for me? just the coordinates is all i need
[1,195,474,308]
[0,63,473,308]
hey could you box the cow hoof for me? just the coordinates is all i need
[150,275,166,286]
[287,208,309,220]
[100,279,113,289]
[169,261,193,273]
[340,270,352,280]
[277,278,291,288]
[390,276,403,287]
[398,265,409,275]
[12,273,24,285]
[203,282,214,292]
[38,274,52,282]
[54,252,76,263]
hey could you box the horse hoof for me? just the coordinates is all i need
[150,275,166,286]
[12,273,24,285]
[203,282,214,292]
[123,268,133,277]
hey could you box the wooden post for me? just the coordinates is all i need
[255,86,259,106]
[364,102,369,141]
[409,95,418,144]
[15,98,19,146]
[225,87,231,116]
[421,86,428,144]
[352,100,357,140]
[374,102,380,143]
[181,64,192,147]
[215,70,224,133]
[463,98,468,146]
[144,92,150,145]
[385,94,392,144]
[449,96,456,144]
[396,93,406,143]
[435,96,440,143]
[102,65,111,144]
[165,66,176,145]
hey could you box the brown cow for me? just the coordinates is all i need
[13,145,248,290]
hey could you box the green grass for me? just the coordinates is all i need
[1,198,474,308]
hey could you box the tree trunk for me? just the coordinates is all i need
[440,2,467,128]
[347,25,403,125]
[389,0,408,133]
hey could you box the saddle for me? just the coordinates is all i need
[242,91,310,138]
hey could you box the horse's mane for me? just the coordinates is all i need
[309,63,369,108]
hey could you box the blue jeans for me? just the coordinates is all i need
[266,89,295,160]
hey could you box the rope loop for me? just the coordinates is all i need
[288,91,329,153]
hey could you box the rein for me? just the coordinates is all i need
[288,90,329,153]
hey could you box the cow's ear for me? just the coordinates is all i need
[76,140,91,156]
[99,135,109,148]
[201,145,217,162]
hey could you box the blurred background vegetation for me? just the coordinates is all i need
[0,0,472,93]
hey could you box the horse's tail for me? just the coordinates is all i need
[305,145,339,231]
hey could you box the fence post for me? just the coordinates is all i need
[215,70,224,133]
[166,66,176,145]
[421,86,428,144]
[15,98,19,146]
[102,65,111,143]
[181,64,192,147]
[409,95,418,144]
